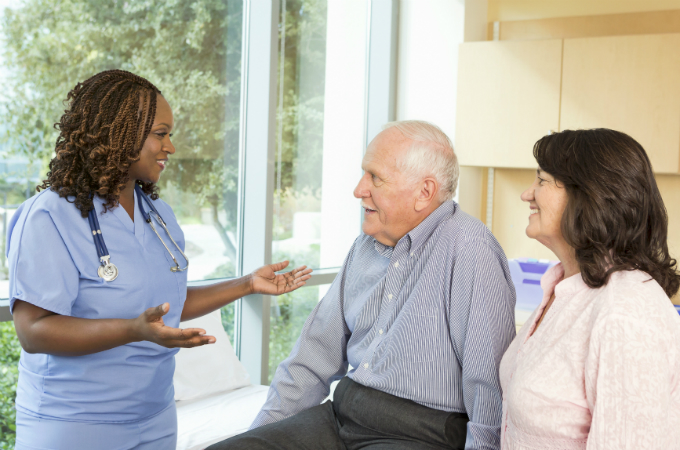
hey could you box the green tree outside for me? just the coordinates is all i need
[0,0,329,445]
[0,322,20,450]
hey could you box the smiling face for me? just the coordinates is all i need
[127,94,175,185]
[521,168,570,253]
[353,128,425,247]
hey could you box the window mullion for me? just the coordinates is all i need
[236,0,280,385]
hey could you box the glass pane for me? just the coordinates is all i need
[271,0,368,271]
[269,283,330,382]
[0,1,244,341]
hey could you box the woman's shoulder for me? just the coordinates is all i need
[16,189,80,222]
[27,188,78,212]
[7,190,80,255]
[591,270,680,333]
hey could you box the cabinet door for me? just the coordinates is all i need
[561,34,680,174]
[455,39,562,168]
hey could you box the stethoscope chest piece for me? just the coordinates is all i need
[88,206,118,282]
[97,256,119,282]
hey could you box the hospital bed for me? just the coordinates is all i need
[174,310,269,450]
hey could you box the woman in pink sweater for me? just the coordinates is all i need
[500,129,680,449]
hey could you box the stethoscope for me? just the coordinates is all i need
[87,185,190,282]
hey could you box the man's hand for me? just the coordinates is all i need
[250,261,313,296]
[133,303,216,348]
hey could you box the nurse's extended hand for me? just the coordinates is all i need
[250,260,313,296]
[133,303,216,348]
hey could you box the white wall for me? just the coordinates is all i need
[396,0,488,205]
[319,0,368,270]
[396,0,465,141]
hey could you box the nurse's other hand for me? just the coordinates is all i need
[132,303,216,348]
[250,261,313,296]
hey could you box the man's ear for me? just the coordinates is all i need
[414,178,438,212]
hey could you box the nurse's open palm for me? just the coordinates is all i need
[134,303,216,348]
[251,261,313,295]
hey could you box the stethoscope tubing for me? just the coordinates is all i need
[135,185,189,272]
[87,206,109,261]
[87,186,189,280]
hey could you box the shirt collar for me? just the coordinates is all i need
[541,262,589,298]
[407,201,455,253]
[372,201,456,258]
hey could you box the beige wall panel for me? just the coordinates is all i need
[455,39,562,168]
[488,0,680,22]
[657,175,680,304]
[491,169,557,261]
[561,34,680,174]
[498,9,680,41]
[458,166,485,222]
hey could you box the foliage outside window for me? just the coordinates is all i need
[0,0,338,445]
[270,0,329,379]
[0,0,247,445]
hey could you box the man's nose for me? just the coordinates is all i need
[353,175,368,198]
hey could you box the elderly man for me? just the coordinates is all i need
[209,121,516,450]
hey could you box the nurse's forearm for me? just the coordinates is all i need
[14,300,213,356]
[182,275,253,321]
[13,300,138,356]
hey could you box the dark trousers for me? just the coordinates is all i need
[207,377,469,450]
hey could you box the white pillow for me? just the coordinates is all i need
[174,309,251,401]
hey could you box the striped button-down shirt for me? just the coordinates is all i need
[253,201,516,450]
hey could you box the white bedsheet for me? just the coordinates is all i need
[176,384,269,450]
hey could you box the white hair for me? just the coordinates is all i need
[382,120,459,202]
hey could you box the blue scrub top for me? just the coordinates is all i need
[7,189,188,423]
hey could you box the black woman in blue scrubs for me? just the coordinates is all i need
[9,70,311,450]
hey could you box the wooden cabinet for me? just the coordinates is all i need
[455,39,563,168]
[456,33,680,173]
[560,34,680,174]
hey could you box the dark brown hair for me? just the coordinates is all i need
[39,69,161,217]
[533,128,679,298]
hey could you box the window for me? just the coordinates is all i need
[0,0,245,340]
[0,0,395,408]
[0,2,246,445]
[269,283,330,382]
[268,0,369,377]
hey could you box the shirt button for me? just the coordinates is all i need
[410,252,414,257]
[364,363,369,369]
[387,294,393,300]
[379,329,383,334]
[394,262,399,268]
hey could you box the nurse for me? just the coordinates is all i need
[8,69,312,450]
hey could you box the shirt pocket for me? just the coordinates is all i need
[392,313,447,363]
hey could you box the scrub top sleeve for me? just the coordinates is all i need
[8,204,80,316]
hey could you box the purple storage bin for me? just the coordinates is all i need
[508,258,559,311]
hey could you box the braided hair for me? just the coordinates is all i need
[39,69,162,218]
